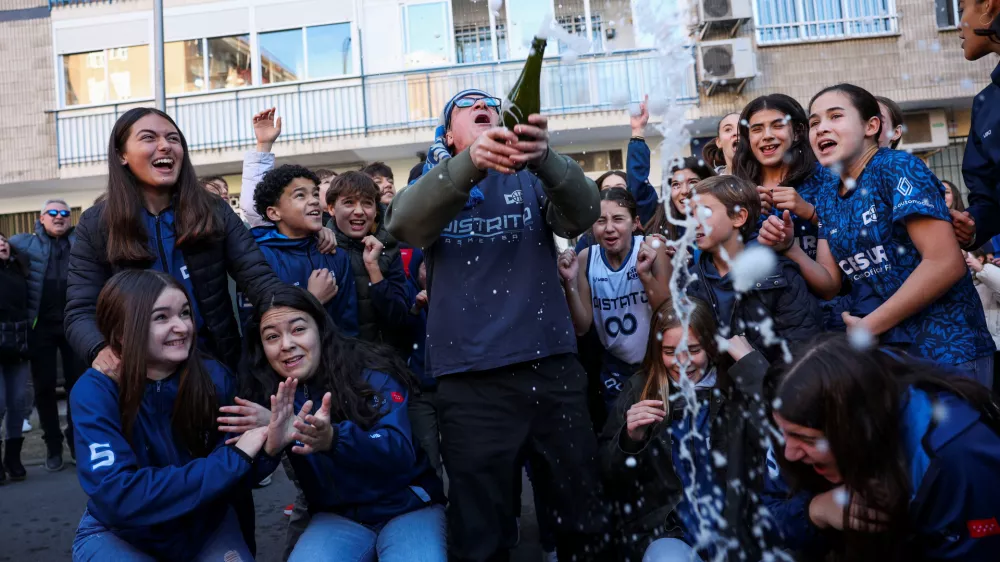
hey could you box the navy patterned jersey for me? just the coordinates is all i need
[815,148,995,365]
[792,162,839,260]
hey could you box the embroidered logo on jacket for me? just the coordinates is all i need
[967,518,1000,538]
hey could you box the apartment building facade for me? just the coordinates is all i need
[0,0,993,229]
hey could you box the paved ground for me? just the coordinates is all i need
[0,401,545,562]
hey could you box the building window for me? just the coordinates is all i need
[754,0,898,45]
[403,2,451,67]
[63,45,150,106]
[164,34,251,94]
[455,24,494,64]
[936,0,959,29]
[556,14,603,52]
[260,23,353,85]
[565,150,624,173]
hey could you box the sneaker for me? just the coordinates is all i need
[21,419,32,433]
[283,504,294,517]
[254,475,272,488]
[45,453,64,472]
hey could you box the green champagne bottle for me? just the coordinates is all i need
[502,36,547,142]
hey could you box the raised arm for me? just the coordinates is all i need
[240,108,281,227]
[558,248,594,336]
[627,96,659,225]
[760,211,841,300]
[637,236,671,311]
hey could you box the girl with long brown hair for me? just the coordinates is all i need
[69,269,270,561]
[65,107,284,376]
[598,298,773,560]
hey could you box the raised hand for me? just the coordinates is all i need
[469,127,520,174]
[291,392,335,455]
[557,249,579,282]
[264,378,302,457]
[219,397,271,445]
[625,399,666,442]
[93,346,121,380]
[771,185,813,219]
[252,108,282,152]
[307,268,338,304]
[510,114,550,167]
[362,236,384,267]
[758,211,795,253]
[631,94,650,137]
[636,239,658,277]
[316,227,338,254]
[950,209,976,248]
[233,426,269,458]
[414,290,429,311]
[757,186,774,215]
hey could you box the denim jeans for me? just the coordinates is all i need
[72,508,252,562]
[0,360,30,440]
[643,538,701,562]
[956,354,994,389]
[288,504,447,562]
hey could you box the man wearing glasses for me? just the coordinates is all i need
[10,199,81,472]
[386,89,606,561]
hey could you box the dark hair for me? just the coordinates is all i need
[773,334,1000,560]
[326,171,380,208]
[639,298,730,409]
[313,168,337,181]
[0,231,29,277]
[875,96,904,149]
[693,175,760,241]
[105,108,220,264]
[599,187,638,219]
[809,83,883,147]
[942,179,966,212]
[239,285,416,428]
[198,175,228,189]
[645,156,717,240]
[702,138,725,169]
[97,270,219,457]
[361,162,394,181]
[253,165,320,220]
[733,94,817,188]
[595,170,627,190]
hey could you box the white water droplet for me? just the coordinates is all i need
[625,456,637,468]
[833,488,849,507]
[730,245,778,293]
[848,325,874,350]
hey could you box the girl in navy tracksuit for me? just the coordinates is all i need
[70,270,269,561]
[765,335,1000,561]
[955,3,1000,249]
[234,285,446,562]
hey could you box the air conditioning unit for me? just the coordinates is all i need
[699,0,753,23]
[698,37,756,82]
[898,109,950,151]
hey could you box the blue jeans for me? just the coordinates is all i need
[0,360,29,439]
[288,505,447,562]
[72,508,252,561]
[957,354,994,388]
[643,538,701,562]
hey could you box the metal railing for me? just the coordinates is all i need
[51,50,697,167]
[754,0,899,46]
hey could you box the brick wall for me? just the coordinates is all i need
[694,0,997,118]
[0,1,58,185]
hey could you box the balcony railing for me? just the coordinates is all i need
[48,0,111,6]
[51,50,696,167]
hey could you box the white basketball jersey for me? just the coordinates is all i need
[588,236,652,365]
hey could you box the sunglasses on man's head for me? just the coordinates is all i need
[45,210,71,218]
[454,96,502,110]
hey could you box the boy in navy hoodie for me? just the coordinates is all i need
[242,164,359,336]
[677,175,821,363]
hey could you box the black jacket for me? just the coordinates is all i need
[65,199,284,370]
[328,217,411,355]
[687,249,822,364]
[598,351,772,560]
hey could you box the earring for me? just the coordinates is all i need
[981,13,993,26]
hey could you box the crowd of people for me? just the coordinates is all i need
[0,3,998,561]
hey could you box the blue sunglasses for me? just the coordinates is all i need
[453,96,501,109]
[45,210,71,218]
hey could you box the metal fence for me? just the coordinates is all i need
[52,50,696,166]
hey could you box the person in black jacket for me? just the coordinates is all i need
[599,298,773,561]
[0,232,31,484]
[65,107,284,375]
[64,108,283,555]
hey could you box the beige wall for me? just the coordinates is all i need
[693,0,996,119]
[0,2,58,185]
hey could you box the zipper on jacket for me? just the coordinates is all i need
[154,215,169,272]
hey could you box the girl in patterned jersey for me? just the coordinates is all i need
[759,83,995,385]
[558,188,671,408]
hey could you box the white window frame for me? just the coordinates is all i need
[751,0,900,47]
[257,22,355,83]
[401,0,456,68]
